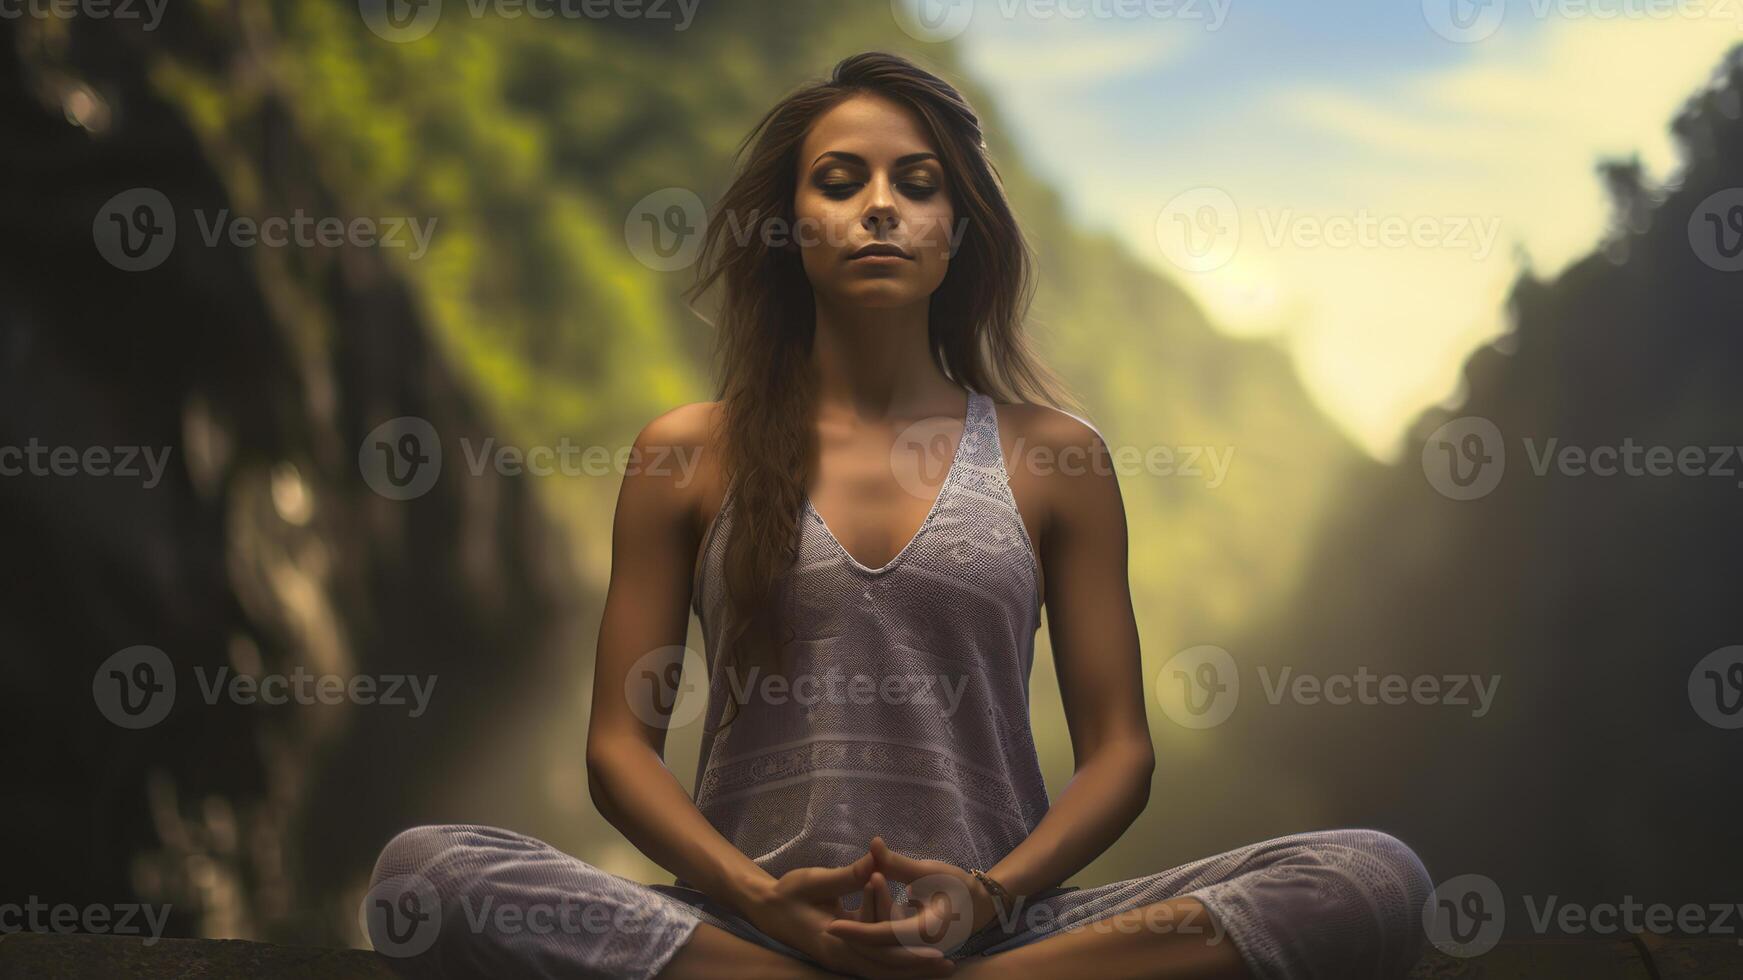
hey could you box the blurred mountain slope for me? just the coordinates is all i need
[1219,47,1743,916]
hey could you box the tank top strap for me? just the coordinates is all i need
[950,389,1016,511]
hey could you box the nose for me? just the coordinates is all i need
[861,173,899,236]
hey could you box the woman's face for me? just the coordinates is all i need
[793,93,956,310]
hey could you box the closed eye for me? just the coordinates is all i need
[819,180,940,200]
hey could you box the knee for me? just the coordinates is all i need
[371,824,476,887]
[1339,828,1432,908]
[1318,829,1433,966]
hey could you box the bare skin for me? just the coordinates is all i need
[587,91,1251,979]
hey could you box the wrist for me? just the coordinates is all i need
[727,865,777,914]
[966,868,1012,931]
[984,862,1031,902]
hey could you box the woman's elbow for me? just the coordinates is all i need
[584,737,631,814]
[1122,736,1156,807]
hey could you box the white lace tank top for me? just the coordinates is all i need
[688,389,1047,879]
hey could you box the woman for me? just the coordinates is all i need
[368,51,1432,980]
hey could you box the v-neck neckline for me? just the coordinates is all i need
[806,390,977,575]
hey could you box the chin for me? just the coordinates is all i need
[834,282,928,308]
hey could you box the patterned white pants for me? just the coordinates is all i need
[367,824,1432,980]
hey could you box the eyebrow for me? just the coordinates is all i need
[809,151,940,169]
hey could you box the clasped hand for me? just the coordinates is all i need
[744,836,997,979]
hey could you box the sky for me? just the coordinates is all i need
[894,0,1742,460]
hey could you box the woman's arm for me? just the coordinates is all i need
[985,408,1155,901]
[584,403,774,913]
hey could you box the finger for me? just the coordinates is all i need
[833,938,954,978]
[792,857,876,898]
[831,901,966,950]
[858,876,880,923]
[869,836,934,883]
[826,914,933,948]
[872,871,894,922]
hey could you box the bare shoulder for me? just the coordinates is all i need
[992,400,1108,456]
[622,401,726,533]
[636,400,721,449]
[991,399,1122,534]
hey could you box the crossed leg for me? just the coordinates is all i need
[655,899,1243,980]
[955,828,1434,980]
[369,826,1429,980]
[955,897,1249,980]
[658,923,834,980]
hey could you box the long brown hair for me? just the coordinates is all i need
[685,51,1069,723]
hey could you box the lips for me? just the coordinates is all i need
[846,243,913,261]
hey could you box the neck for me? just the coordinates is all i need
[809,294,962,419]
